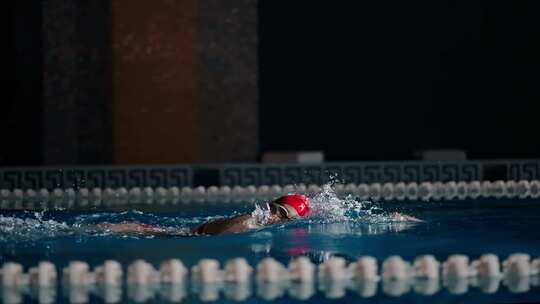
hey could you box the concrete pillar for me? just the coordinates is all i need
[112,0,199,163]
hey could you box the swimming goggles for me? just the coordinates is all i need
[270,202,297,220]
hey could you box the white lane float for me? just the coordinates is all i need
[413,255,439,279]
[1,262,26,287]
[503,253,531,277]
[95,260,123,286]
[442,255,471,279]
[127,260,159,285]
[29,261,57,287]
[224,258,253,283]
[471,254,502,278]
[318,257,351,281]
[349,256,379,281]
[160,259,187,284]
[192,259,223,283]
[63,261,94,285]
[288,257,315,282]
[256,258,287,283]
[382,256,411,280]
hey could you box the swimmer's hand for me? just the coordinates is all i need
[389,212,423,222]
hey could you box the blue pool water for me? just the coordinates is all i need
[1,186,540,303]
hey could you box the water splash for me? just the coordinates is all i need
[306,183,387,223]
[249,182,384,226]
[251,203,273,226]
[0,212,71,242]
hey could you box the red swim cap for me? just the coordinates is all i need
[274,194,310,217]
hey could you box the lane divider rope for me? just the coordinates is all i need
[1,253,539,303]
[0,180,539,209]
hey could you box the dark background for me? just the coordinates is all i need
[8,0,43,165]
[259,1,539,160]
[5,1,540,166]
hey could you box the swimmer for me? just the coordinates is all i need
[93,194,422,236]
[95,194,311,236]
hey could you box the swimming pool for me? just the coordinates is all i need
[1,182,539,303]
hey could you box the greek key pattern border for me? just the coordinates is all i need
[1,161,539,189]
[219,160,540,186]
[0,166,192,190]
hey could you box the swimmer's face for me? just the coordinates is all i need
[269,202,299,220]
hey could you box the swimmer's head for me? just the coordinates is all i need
[272,194,310,219]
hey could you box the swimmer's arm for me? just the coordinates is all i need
[93,222,173,235]
[191,214,255,235]
[93,212,269,236]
